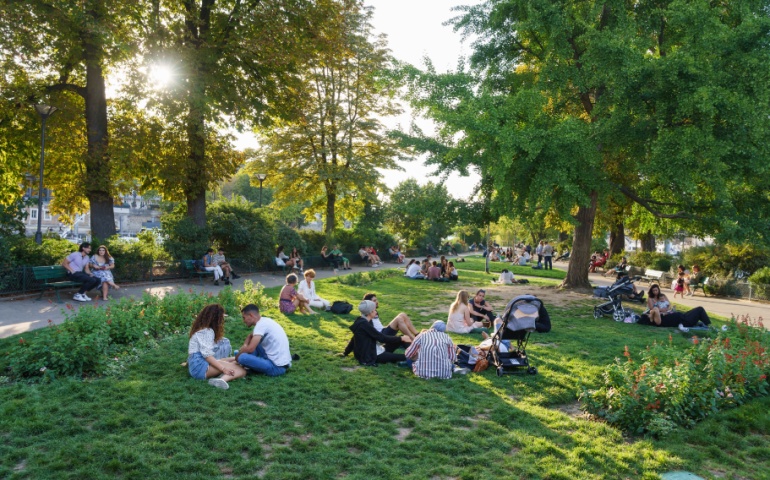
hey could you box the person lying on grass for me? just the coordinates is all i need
[447,290,489,334]
[404,320,456,379]
[188,304,247,390]
[236,304,295,377]
[348,300,411,366]
[343,293,419,356]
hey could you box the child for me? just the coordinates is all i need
[673,272,686,299]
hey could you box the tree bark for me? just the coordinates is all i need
[609,221,625,256]
[562,191,598,290]
[184,67,208,227]
[82,12,116,240]
[325,189,336,233]
[640,231,656,252]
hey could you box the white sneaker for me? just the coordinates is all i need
[678,323,690,333]
[81,294,92,301]
[208,378,229,390]
[73,293,87,302]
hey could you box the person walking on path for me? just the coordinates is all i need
[62,242,101,302]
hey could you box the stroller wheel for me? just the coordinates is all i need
[527,367,538,375]
[497,367,503,377]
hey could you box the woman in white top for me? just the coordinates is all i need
[446,290,486,334]
[298,269,331,311]
[187,304,246,389]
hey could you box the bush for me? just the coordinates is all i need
[208,197,275,267]
[8,236,79,266]
[298,230,328,255]
[591,237,608,253]
[580,315,770,436]
[628,251,673,272]
[161,206,211,261]
[275,221,307,256]
[4,280,274,380]
[749,267,770,285]
[681,243,770,278]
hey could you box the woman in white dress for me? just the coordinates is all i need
[446,290,486,334]
[298,269,331,311]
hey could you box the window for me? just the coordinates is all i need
[30,209,37,220]
[44,210,52,221]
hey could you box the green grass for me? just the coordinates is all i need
[1,266,768,480]
[457,255,567,280]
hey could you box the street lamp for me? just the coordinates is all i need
[33,104,58,244]
[256,173,267,207]
[350,191,357,199]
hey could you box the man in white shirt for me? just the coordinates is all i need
[237,304,294,376]
[405,261,425,279]
[61,242,101,302]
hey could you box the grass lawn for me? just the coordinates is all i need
[456,255,567,281]
[1,266,768,480]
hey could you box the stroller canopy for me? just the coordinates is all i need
[501,295,551,334]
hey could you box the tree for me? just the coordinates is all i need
[385,179,458,248]
[0,0,145,239]
[249,1,402,233]
[140,0,341,228]
[399,0,770,289]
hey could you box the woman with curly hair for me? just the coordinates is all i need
[187,304,246,389]
[90,244,120,301]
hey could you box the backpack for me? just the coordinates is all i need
[330,301,353,314]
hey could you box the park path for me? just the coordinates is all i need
[1,256,768,339]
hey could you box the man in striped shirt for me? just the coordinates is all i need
[405,321,456,379]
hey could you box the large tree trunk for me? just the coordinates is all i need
[185,75,208,228]
[325,188,336,234]
[609,221,625,256]
[562,191,598,290]
[83,20,116,240]
[640,231,656,252]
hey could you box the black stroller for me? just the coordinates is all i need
[488,295,551,376]
[593,276,645,321]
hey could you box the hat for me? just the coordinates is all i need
[431,320,446,332]
[512,303,539,320]
[358,300,377,316]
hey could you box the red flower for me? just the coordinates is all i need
[692,336,699,345]
[19,337,25,344]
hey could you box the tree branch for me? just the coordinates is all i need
[45,82,86,97]
[617,185,695,220]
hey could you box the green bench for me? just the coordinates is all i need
[183,260,215,285]
[32,266,83,303]
[690,276,709,296]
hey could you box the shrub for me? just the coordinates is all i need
[275,221,307,255]
[681,243,770,278]
[748,266,770,286]
[208,197,275,267]
[298,230,328,255]
[580,315,770,436]
[334,268,402,286]
[628,251,673,272]
[590,237,608,253]
[4,281,274,380]
[161,206,210,261]
[9,236,79,266]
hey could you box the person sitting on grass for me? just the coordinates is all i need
[447,290,488,334]
[349,300,411,366]
[447,261,458,281]
[468,288,497,324]
[420,259,431,276]
[343,292,419,356]
[494,269,516,284]
[404,320,456,379]
[427,261,444,281]
[236,304,295,377]
[188,304,246,390]
[279,274,314,314]
[298,269,331,311]
[405,260,425,279]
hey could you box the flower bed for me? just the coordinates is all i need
[3,280,273,380]
[580,315,769,436]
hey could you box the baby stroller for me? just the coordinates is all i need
[488,295,551,376]
[593,276,644,321]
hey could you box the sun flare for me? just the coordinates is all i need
[148,64,175,89]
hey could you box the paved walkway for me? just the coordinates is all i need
[2,258,768,339]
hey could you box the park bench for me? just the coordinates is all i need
[183,260,215,286]
[32,265,82,303]
[270,257,301,276]
[638,269,668,285]
[690,276,709,296]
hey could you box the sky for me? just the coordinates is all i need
[234,0,484,200]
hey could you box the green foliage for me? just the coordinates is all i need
[581,315,770,436]
[628,251,674,273]
[0,197,29,237]
[332,268,402,287]
[274,221,307,255]
[160,206,210,261]
[385,179,458,248]
[8,236,79,266]
[5,280,273,380]
[298,230,328,255]
[591,238,608,254]
[208,197,275,267]
[327,227,397,257]
[682,243,770,278]
[749,267,770,286]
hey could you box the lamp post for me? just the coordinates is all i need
[33,104,58,244]
[256,173,267,207]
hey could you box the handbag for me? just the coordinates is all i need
[472,354,489,373]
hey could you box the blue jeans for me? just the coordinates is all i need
[237,345,287,377]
